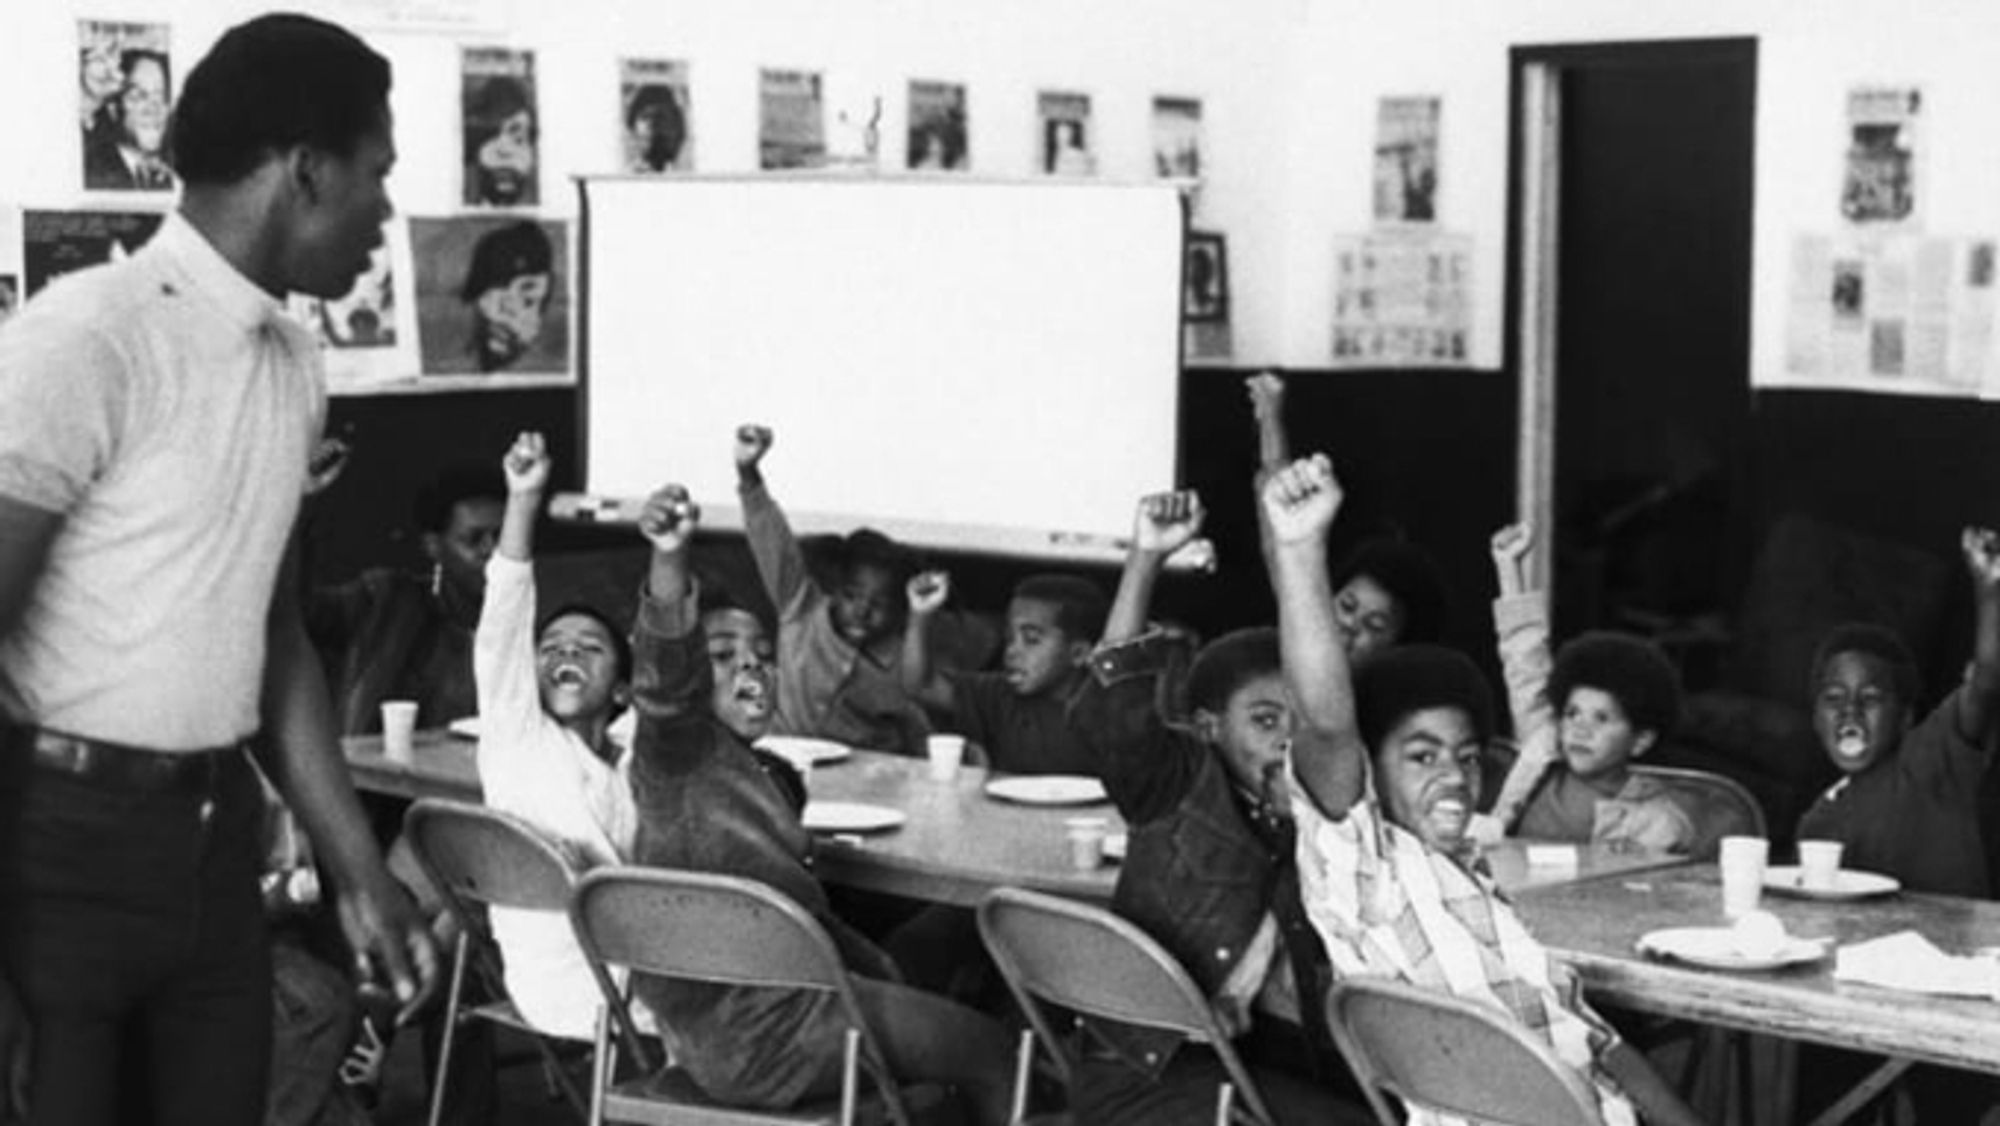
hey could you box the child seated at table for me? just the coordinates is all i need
[1794,526,2000,898]
[626,481,1014,1123]
[1263,454,1701,1126]
[1481,522,1696,853]
[734,423,932,755]
[900,569,1108,775]
[1065,487,1369,1125]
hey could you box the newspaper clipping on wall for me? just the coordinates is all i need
[1781,232,1996,396]
[1841,86,1921,228]
[1330,230,1472,368]
[759,69,825,170]
[1373,95,1438,224]
[620,59,692,173]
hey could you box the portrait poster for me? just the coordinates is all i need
[1373,96,1439,224]
[1330,229,1472,368]
[620,58,692,173]
[1151,96,1203,181]
[1183,231,1228,323]
[1037,91,1094,177]
[287,219,416,393]
[1780,232,1993,396]
[1841,86,1920,227]
[23,208,163,296]
[759,68,825,171]
[79,20,174,193]
[411,215,571,385]
[461,47,539,207]
[907,80,968,172]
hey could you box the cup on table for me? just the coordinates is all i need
[1797,839,1845,892]
[1718,834,1769,919]
[1065,817,1109,871]
[926,734,966,781]
[380,700,419,764]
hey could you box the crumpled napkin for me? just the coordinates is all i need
[1833,931,2000,999]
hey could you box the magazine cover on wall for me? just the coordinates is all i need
[621,58,692,173]
[907,80,968,171]
[79,20,174,193]
[1842,86,1920,227]
[411,216,571,386]
[1374,95,1439,224]
[759,68,825,170]
[1152,97,1203,181]
[1183,231,1228,323]
[23,208,163,296]
[462,47,539,207]
[287,219,416,393]
[1037,91,1094,177]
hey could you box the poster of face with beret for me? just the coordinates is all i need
[411,216,571,385]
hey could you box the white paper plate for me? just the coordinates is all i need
[1637,926,1831,972]
[758,735,854,769]
[446,716,481,739]
[800,801,906,834]
[1763,866,1901,900]
[984,775,1109,806]
[1103,833,1128,862]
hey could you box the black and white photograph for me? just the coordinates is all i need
[79,20,174,192]
[462,47,539,206]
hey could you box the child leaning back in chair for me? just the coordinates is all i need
[1479,522,1695,854]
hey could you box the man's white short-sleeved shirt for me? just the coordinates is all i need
[0,213,325,750]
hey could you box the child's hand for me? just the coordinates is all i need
[1134,490,1205,556]
[1244,371,1286,422]
[1490,521,1534,597]
[503,431,549,495]
[1260,454,1341,545]
[734,424,774,469]
[907,570,950,616]
[1963,526,2000,591]
[638,484,700,553]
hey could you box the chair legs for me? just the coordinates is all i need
[1007,1028,1035,1125]
[428,931,474,1126]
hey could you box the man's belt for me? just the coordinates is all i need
[17,727,250,792]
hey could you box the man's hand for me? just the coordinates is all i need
[304,437,352,498]
[1244,371,1285,424]
[0,976,29,1120]
[638,484,700,554]
[734,424,774,471]
[1964,526,2000,592]
[503,431,550,495]
[1259,454,1341,546]
[1490,521,1534,598]
[907,570,950,617]
[1134,490,1205,556]
[336,875,441,1027]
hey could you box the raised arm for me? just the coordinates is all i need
[1954,526,2000,742]
[898,569,957,711]
[1102,490,1205,645]
[1263,455,1368,819]
[733,423,813,616]
[475,434,556,782]
[495,431,547,564]
[1484,522,1560,834]
[1245,372,1289,563]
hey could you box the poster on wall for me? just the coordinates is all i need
[1841,86,1921,227]
[1037,91,1094,177]
[410,216,570,385]
[620,59,692,173]
[79,20,175,193]
[23,208,163,296]
[1373,95,1439,224]
[759,69,825,170]
[1183,231,1227,323]
[461,47,539,207]
[1151,96,1203,182]
[1330,229,1472,368]
[287,220,416,393]
[907,80,968,171]
[1780,231,1994,396]
[295,0,513,36]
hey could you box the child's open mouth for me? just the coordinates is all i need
[1834,724,1868,761]
[549,664,588,687]
[732,673,772,713]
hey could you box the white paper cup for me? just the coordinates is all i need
[1719,835,1769,919]
[926,734,966,781]
[1065,817,1109,870]
[380,700,419,764]
[1798,839,1845,891]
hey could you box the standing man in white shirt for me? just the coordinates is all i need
[0,14,437,1124]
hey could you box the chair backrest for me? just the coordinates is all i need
[1632,764,1767,858]
[1325,977,1605,1126]
[404,798,581,917]
[975,887,1275,1126]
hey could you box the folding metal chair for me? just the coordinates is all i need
[975,886,1277,1126]
[403,798,592,1126]
[1632,763,1768,860]
[1324,976,1605,1126]
[568,866,927,1126]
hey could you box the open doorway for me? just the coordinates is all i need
[1507,39,1757,647]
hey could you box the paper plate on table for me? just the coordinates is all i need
[983,775,1108,806]
[1102,833,1128,862]
[446,716,481,739]
[757,735,853,770]
[801,801,906,834]
[1763,866,1900,901]
[1637,926,1831,972]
